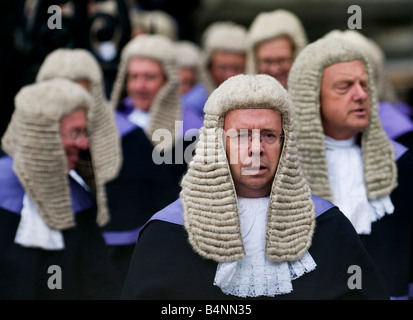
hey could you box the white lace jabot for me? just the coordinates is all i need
[325,136,394,234]
[213,196,316,297]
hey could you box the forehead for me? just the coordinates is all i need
[256,37,294,56]
[323,60,367,80]
[60,109,87,130]
[128,57,163,73]
[223,108,282,129]
[211,51,245,63]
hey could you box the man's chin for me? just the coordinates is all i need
[66,157,78,170]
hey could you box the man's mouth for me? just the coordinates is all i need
[352,107,367,116]
[242,166,267,175]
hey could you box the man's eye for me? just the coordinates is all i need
[239,132,249,139]
[262,133,275,138]
[337,83,350,90]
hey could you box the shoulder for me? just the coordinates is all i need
[390,139,410,161]
[393,143,413,182]
[311,194,336,218]
[137,198,184,239]
[114,111,137,137]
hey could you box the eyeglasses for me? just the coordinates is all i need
[258,57,293,68]
[225,129,284,148]
[61,129,92,141]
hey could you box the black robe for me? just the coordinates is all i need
[102,112,185,282]
[358,143,413,298]
[0,155,122,300]
[121,197,390,300]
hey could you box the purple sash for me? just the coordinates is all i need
[390,139,408,160]
[114,110,137,137]
[379,101,413,139]
[0,156,95,215]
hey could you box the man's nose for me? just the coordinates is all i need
[249,135,263,155]
[75,135,89,150]
[131,77,147,90]
[354,82,368,101]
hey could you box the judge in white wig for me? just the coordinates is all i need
[34,48,122,184]
[200,21,248,95]
[288,36,413,299]
[246,9,308,88]
[110,33,182,152]
[0,78,122,299]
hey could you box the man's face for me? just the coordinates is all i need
[209,51,245,87]
[126,57,166,112]
[59,109,89,170]
[256,37,294,88]
[224,108,283,198]
[320,60,370,140]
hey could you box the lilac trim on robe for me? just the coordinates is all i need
[0,156,24,213]
[136,195,335,242]
[390,139,408,160]
[311,194,336,216]
[379,101,413,139]
[181,83,208,117]
[395,100,413,118]
[114,110,137,137]
[0,156,95,215]
[101,228,142,245]
[181,106,202,137]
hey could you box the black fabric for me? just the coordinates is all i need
[395,131,413,150]
[121,206,389,300]
[163,137,195,188]
[0,206,122,300]
[102,127,182,283]
[359,150,413,297]
[104,127,180,232]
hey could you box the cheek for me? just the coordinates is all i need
[225,140,240,166]
[149,81,164,96]
[267,148,282,170]
[61,139,72,153]
[126,80,137,95]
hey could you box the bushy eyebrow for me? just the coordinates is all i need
[333,75,368,87]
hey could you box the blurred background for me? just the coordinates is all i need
[1,0,412,137]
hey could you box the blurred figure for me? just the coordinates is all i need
[175,40,202,95]
[105,34,184,282]
[34,48,122,185]
[325,30,413,150]
[33,47,126,280]
[174,40,206,134]
[129,9,178,40]
[0,78,122,299]
[288,37,413,299]
[200,21,247,95]
[246,9,307,88]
